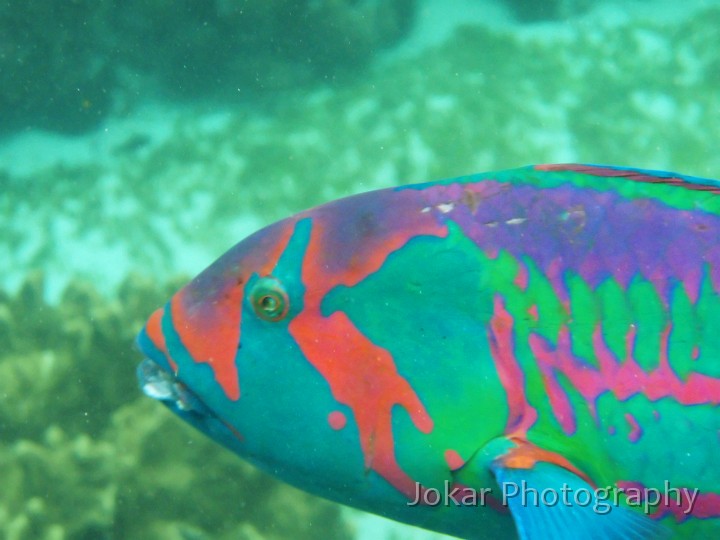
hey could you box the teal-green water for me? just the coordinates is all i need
[1,1,719,538]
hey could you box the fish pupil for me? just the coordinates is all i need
[260,294,278,313]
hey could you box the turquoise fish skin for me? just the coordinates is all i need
[137,164,720,539]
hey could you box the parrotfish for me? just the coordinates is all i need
[136,164,720,539]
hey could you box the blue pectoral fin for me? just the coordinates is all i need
[492,462,670,540]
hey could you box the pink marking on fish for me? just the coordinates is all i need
[624,413,643,442]
[617,480,720,521]
[444,449,466,471]
[523,320,720,436]
[546,256,569,305]
[625,324,637,360]
[328,411,347,430]
[683,267,702,304]
[673,492,720,520]
[488,296,538,436]
[514,262,529,290]
[530,327,579,434]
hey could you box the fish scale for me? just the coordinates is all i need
[137,164,720,539]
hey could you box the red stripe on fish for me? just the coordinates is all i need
[288,190,447,496]
[488,296,538,437]
[146,306,176,371]
[171,220,296,401]
[617,480,720,521]
[527,320,720,437]
[290,309,433,497]
[535,163,720,193]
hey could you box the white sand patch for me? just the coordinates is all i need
[346,509,454,540]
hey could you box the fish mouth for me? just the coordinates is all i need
[136,356,245,448]
[137,357,211,415]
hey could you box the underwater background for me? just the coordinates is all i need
[1,0,720,538]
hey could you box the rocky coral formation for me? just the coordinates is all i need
[0,0,418,133]
[116,0,418,97]
[506,0,591,21]
[0,274,353,540]
[0,0,115,134]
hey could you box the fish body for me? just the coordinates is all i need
[137,164,720,539]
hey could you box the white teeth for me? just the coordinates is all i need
[137,358,191,408]
[137,358,211,414]
[138,358,178,400]
[142,378,176,401]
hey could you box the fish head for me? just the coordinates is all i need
[135,188,452,506]
[137,185,496,516]
[135,211,337,480]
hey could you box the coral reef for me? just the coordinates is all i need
[2,5,719,299]
[0,274,353,540]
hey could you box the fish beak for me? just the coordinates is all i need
[137,358,210,415]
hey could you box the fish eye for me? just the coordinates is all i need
[249,277,289,322]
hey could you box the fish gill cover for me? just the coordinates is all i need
[1,1,720,539]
